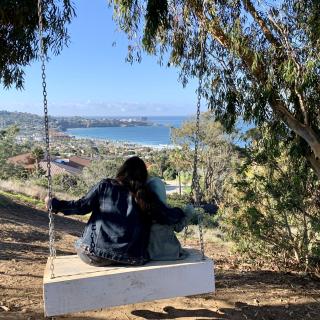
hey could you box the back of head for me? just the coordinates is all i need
[116,156,157,217]
[116,156,148,193]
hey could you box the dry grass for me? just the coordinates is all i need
[179,225,231,245]
[0,179,74,202]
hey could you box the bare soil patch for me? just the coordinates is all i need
[1,194,320,320]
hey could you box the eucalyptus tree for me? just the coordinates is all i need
[110,0,320,177]
[0,0,75,88]
[221,126,320,269]
[31,146,44,171]
[171,112,237,204]
[168,147,191,195]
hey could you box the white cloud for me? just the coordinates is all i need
[0,99,201,117]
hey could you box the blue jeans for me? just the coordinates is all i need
[75,239,114,267]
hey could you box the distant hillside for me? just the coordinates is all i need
[0,111,151,135]
[0,110,47,127]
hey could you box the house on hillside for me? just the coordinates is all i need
[8,152,92,177]
[39,156,92,177]
[69,156,92,169]
[7,153,36,171]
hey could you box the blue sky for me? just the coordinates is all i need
[0,1,202,117]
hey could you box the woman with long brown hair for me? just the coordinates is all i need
[46,156,185,266]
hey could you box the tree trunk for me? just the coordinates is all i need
[306,153,320,178]
[189,4,320,179]
[178,173,182,195]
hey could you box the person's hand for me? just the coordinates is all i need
[45,196,52,210]
[184,204,195,220]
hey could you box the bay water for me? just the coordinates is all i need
[66,116,190,147]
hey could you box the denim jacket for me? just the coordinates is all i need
[51,178,184,265]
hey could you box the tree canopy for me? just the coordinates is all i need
[110,0,320,177]
[220,125,320,270]
[2,0,320,177]
[0,0,75,89]
[171,112,238,204]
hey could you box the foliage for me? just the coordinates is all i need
[168,147,191,194]
[167,192,217,228]
[0,125,20,156]
[147,151,170,178]
[0,0,75,88]
[52,173,79,194]
[110,0,320,179]
[163,166,177,180]
[0,163,29,180]
[171,112,238,204]
[31,146,44,171]
[167,192,190,209]
[220,127,320,270]
[75,158,123,195]
[0,126,29,180]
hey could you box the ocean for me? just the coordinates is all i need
[66,116,190,147]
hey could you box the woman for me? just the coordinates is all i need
[147,176,194,260]
[45,156,185,266]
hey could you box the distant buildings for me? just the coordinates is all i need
[49,130,71,142]
[7,153,92,176]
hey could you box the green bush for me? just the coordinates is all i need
[0,163,29,180]
[167,193,217,228]
[163,167,177,180]
[219,128,320,270]
[52,173,79,194]
[167,193,190,209]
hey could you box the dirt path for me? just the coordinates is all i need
[1,194,320,320]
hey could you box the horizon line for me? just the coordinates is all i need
[0,110,194,118]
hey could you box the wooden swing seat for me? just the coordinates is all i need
[43,248,215,317]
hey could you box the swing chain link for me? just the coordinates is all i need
[38,0,56,279]
[89,223,96,254]
[184,1,207,260]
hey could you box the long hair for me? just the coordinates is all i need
[116,156,156,216]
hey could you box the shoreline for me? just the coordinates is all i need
[68,134,176,150]
[65,126,176,150]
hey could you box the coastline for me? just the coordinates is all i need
[68,134,175,150]
[65,125,175,149]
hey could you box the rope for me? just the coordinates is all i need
[38,0,56,279]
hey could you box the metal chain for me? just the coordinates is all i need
[184,6,207,260]
[89,223,96,254]
[38,0,56,279]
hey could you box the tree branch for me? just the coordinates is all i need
[269,14,309,123]
[188,0,320,161]
[306,152,320,179]
[270,93,320,158]
[242,0,282,49]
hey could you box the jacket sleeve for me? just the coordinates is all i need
[51,182,101,215]
[151,197,185,225]
[173,204,194,232]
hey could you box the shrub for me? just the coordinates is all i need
[219,128,320,270]
[163,167,177,180]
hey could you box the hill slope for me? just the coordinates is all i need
[0,194,320,320]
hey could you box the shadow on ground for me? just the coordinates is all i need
[132,302,320,320]
[0,194,85,234]
[0,194,85,261]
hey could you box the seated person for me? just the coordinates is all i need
[147,176,193,261]
[45,157,185,267]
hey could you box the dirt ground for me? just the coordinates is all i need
[1,194,320,320]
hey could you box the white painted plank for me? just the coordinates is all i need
[43,249,215,317]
